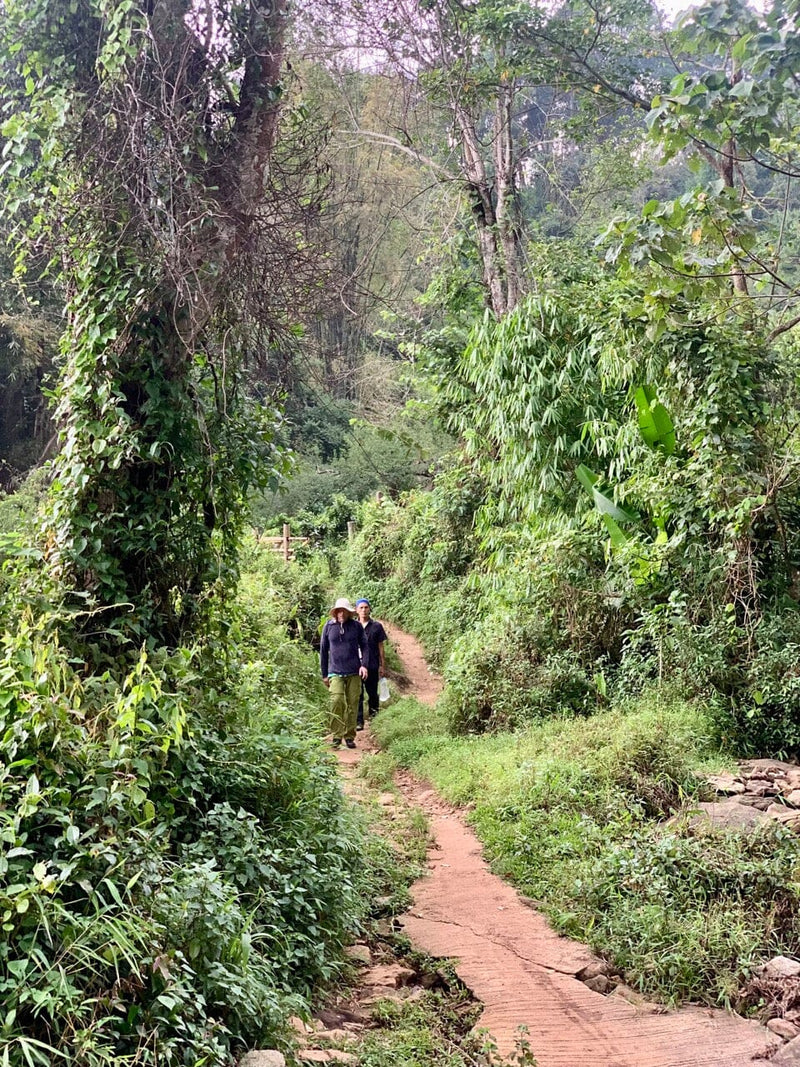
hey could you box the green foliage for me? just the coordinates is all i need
[355,993,491,1067]
[237,533,330,648]
[373,691,800,1008]
[254,415,448,530]
[0,0,300,653]
[0,542,366,1066]
[581,823,800,1006]
[339,463,484,667]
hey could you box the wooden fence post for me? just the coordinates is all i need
[347,521,356,541]
[283,523,291,562]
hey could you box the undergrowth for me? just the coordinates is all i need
[372,693,800,1009]
[0,542,366,1066]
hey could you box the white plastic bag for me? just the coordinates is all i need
[378,676,390,704]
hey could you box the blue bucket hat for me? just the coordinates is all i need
[355,598,370,607]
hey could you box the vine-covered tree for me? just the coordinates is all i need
[0,0,317,648]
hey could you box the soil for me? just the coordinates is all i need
[336,623,781,1067]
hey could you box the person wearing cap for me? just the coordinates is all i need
[355,598,387,731]
[320,598,368,749]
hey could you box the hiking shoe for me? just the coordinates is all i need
[331,738,341,748]
[356,723,364,732]
[345,739,356,749]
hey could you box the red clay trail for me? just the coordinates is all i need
[341,622,777,1066]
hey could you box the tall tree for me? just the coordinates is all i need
[0,0,306,647]
[314,0,675,315]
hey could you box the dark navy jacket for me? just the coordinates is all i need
[320,617,366,677]
[361,619,387,671]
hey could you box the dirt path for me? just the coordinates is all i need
[351,624,779,1067]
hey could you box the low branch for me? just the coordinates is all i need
[346,128,458,181]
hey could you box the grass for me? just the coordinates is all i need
[371,690,800,1010]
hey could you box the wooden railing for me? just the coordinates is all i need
[260,523,309,561]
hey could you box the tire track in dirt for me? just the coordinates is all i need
[376,624,777,1066]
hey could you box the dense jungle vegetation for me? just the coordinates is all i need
[3,0,800,1061]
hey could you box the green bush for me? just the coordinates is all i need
[581,823,800,1005]
[0,545,365,1066]
[374,689,800,1008]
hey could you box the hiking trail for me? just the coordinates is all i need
[337,622,780,1067]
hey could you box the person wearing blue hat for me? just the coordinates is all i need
[355,598,387,731]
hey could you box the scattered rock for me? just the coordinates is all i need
[768,1018,800,1040]
[314,1007,370,1029]
[372,919,396,938]
[685,798,766,829]
[766,805,800,830]
[289,1016,313,1036]
[576,960,614,982]
[378,792,396,806]
[312,1029,355,1044]
[705,773,745,794]
[420,968,448,989]
[741,759,798,777]
[735,795,774,810]
[745,777,781,796]
[401,986,427,1002]
[362,963,416,988]
[758,957,800,981]
[361,991,406,1007]
[784,790,800,808]
[297,1052,357,1065]
[609,983,647,1007]
[771,1034,800,1064]
[239,1053,286,1067]
[344,944,372,965]
[584,975,613,995]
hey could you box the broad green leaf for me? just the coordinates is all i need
[602,513,629,548]
[634,387,676,455]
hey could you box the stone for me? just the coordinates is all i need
[609,983,647,1007]
[785,790,800,808]
[758,956,800,980]
[766,805,800,830]
[705,773,745,795]
[736,795,773,810]
[239,1053,286,1067]
[746,777,780,796]
[363,963,416,988]
[361,992,406,1007]
[771,1034,800,1065]
[686,798,766,829]
[768,1019,800,1040]
[741,758,799,777]
[420,968,447,989]
[289,1016,314,1035]
[400,985,426,1002]
[584,975,612,995]
[312,1030,355,1044]
[297,1053,357,1065]
[576,960,613,982]
[344,943,372,965]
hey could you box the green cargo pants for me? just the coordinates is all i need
[329,674,361,741]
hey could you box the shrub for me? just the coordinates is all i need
[0,545,365,1066]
